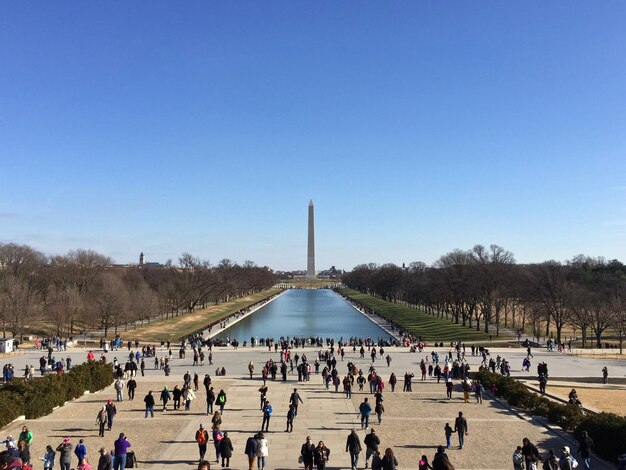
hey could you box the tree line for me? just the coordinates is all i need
[0,243,275,339]
[343,244,626,351]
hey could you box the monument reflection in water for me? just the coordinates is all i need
[218,289,390,341]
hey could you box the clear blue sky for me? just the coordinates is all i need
[1,2,625,271]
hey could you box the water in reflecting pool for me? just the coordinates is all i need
[217,289,390,341]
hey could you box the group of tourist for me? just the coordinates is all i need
[513,433,594,470]
[2,326,615,470]
[0,428,133,470]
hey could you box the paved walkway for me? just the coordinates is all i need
[2,346,622,469]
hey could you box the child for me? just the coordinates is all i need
[39,445,56,470]
[286,404,295,433]
[419,454,433,470]
[444,423,453,449]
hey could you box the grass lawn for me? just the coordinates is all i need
[340,288,495,343]
[129,288,281,342]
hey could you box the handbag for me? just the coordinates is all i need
[298,455,303,464]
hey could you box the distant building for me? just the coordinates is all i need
[314,266,343,279]
[137,252,164,268]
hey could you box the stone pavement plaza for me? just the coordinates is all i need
[2,345,625,469]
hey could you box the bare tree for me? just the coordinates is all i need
[471,244,515,334]
[90,273,129,337]
[528,261,572,344]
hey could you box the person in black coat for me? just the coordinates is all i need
[220,432,234,468]
[432,446,454,470]
[244,434,258,470]
[300,436,315,470]
[313,441,330,470]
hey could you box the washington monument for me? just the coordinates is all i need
[307,199,315,278]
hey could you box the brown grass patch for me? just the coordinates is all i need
[129,288,281,342]
[548,385,626,416]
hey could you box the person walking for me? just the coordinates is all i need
[314,441,330,470]
[196,424,209,461]
[96,406,108,436]
[258,386,268,410]
[432,446,453,470]
[244,434,259,470]
[183,384,196,410]
[364,428,380,468]
[374,396,385,424]
[359,398,372,429]
[539,373,548,395]
[160,386,172,411]
[389,373,397,392]
[97,447,112,470]
[346,429,362,470]
[559,446,576,470]
[114,379,124,402]
[578,430,594,469]
[462,381,470,403]
[453,412,468,449]
[105,400,116,431]
[127,378,136,400]
[256,432,268,470]
[475,381,484,404]
[216,390,227,414]
[290,388,304,416]
[403,372,414,392]
[207,387,216,415]
[381,448,398,470]
[300,436,315,470]
[602,366,608,384]
[261,401,272,432]
[445,380,453,400]
[212,429,223,463]
[286,405,295,433]
[56,438,73,470]
[113,433,131,470]
[219,432,233,468]
[144,390,155,418]
[444,423,453,449]
[418,455,433,470]
[173,385,183,410]
[211,411,222,431]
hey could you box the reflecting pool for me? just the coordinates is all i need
[217,289,390,341]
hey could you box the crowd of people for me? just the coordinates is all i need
[0,330,610,470]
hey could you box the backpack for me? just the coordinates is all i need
[196,430,207,445]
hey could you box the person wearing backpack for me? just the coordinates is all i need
[216,390,227,414]
[559,446,578,470]
[195,424,209,461]
[543,450,559,470]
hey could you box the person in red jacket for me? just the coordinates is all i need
[0,450,23,469]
